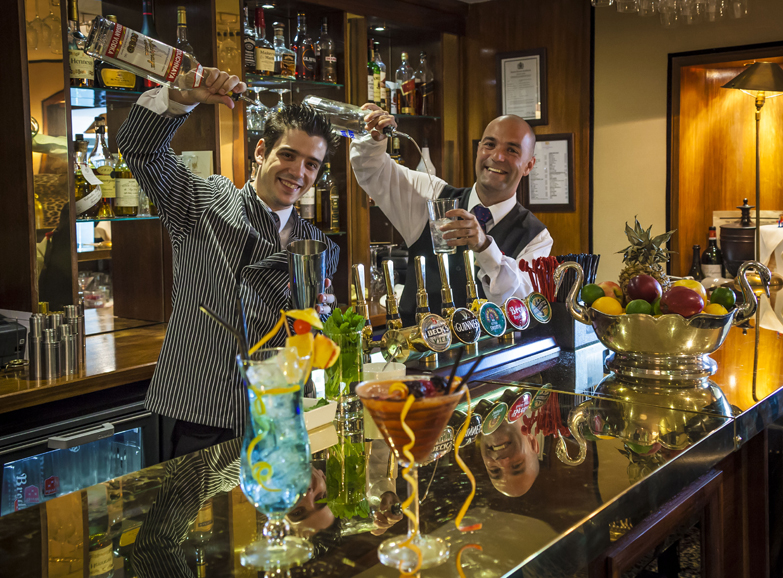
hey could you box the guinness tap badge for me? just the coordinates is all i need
[449,409,482,447]
[451,308,481,344]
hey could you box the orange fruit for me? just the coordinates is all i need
[592,296,623,316]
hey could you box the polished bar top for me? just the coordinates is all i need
[0,323,166,414]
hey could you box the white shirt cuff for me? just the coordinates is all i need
[474,237,504,276]
[136,87,198,118]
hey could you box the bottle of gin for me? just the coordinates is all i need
[273,22,296,78]
[95,15,136,90]
[317,17,336,83]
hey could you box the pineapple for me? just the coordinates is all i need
[617,218,675,303]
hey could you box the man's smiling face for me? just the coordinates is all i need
[474,116,536,202]
[254,129,327,211]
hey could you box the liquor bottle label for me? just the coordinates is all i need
[70,49,95,80]
[367,75,375,103]
[503,297,530,330]
[329,186,340,230]
[194,503,214,532]
[100,68,136,88]
[702,264,722,278]
[244,39,255,68]
[95,166,116,198]
[300,188,315,218]
[373,75,381,104]
[255,47,275,73]
[80,164,104,187]
[302,47,316,73]
[451,308,481,344]
[119,524,141,547]
[478,302,507,337]
[280,53,296,77]
[89,544,114,576]
[105,23,199,87]
[401,79,416,114]
[420,80,434,97]
[116,178,140,207]
[75,185,103,215]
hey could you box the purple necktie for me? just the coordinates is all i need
[472,205,492,232]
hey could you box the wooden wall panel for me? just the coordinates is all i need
[112,220,166,322]
[461,0,591,257]
[669,50,783,275]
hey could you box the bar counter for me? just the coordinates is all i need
[1,323,781,577]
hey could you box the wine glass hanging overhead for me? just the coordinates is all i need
[590,0,749,27]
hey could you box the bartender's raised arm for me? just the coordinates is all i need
[115,68,245,241]
[474,229,554,303]
[349,104,447,247]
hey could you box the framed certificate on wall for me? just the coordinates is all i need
[521,133,575,212]
[496,48,548,126]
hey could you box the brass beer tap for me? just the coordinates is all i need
[437,253,481,345]
[352,264,378,358]
[464,250,507,338]
[382,260,403,331]
[414,256,431,324]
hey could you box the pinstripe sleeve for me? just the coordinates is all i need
[116,104,215,242]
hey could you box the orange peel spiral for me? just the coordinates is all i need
[397,394,423,576]
[454,387,481,533]
[456,544,483,578]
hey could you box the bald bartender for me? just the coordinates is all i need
[350,105,552,327]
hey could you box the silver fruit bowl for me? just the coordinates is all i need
[554,261,770,380]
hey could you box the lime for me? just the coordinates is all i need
[703,303,729,315]
[652,297,663,316]
[625,299,652,315]
[581,283,606,306]
[710,286,736,309]
[592,296,623,316]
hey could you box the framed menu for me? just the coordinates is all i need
[496,48,548,126]
[522,133,575,212]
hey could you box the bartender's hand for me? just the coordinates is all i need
[362,103,397,142]
[168,67,247,110]
[316,278,336,316]
[442,209,491,253]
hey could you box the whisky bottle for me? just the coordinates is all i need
[88,118,116,219]
[395,52,415,115]
[689,245,704,281]
[95,16,137,90]
[318,17,336,83]
[254,7,275,76]
[273,23,296,78]
[175,6,194,55]
[367,39,380,105]
[299,186,316,222]
[243,6,256,75]
[114,152,139,217]
[68,0,94,88]
[292,13,316,80]
[415,51,434,116]
[74,135,101,219]
[316,163,339,232]
[373,41,387,110]
[701,226,724,279]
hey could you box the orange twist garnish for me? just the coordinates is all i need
[398,394,423,576]
[454,387,482,533]
[456,544,483,578]
[389,382,409,399]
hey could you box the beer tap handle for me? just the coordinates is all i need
[352,264,369,320]
[437,253,455,317]
[464,250,480,307]
[383,260,402,329]
[414,256,430,323]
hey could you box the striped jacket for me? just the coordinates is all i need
[116,104,339,431]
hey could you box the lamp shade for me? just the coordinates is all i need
[722,61,783,92]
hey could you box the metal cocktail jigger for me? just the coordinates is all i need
[287,240,327,310]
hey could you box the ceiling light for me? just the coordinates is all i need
[261,2,275,9]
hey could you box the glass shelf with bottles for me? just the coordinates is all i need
[77,216,160,223]
[396,114,440,121]
[70,87,146,108]
[245,73,343,90]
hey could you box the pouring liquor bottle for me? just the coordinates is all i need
[83,16,254,104]
[95,16,136,90]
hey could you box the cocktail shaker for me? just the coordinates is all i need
[287,240,327,310]
[43,328,61,380]
[59,324,76,376]
[28,314,44,380]
[64,304,84,370]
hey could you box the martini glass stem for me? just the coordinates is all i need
[406,466,420,540]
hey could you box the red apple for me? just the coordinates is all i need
[627,274,662,303]
[598,281,622,300]
[660,286,704,318]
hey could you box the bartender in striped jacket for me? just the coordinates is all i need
[117,68,340,459]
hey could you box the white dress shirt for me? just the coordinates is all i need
[349,134,553,302]
[137,87,294,246]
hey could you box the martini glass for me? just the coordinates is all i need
[270,88,291,114]
[356,376,467,572]
[237,347,313,570]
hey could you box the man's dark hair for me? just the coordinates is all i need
[262,103,340,161]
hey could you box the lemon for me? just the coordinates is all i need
[592,296,623,316]
[703,303,729,315]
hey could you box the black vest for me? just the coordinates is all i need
[399,186,547,327]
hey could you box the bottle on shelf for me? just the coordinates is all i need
[689,244,704,281]
[317,17,336,83]
[415,51,434,116]
[302,96,396,139]
[86,485,114,578]
[374,41,388,111]
[68,0,94,88]
[273,22,296,79]
[367,39,380,106]
[243,5,256,75]
[88,117,116,219]
[254,7,274,77]
[701,226,724,279]
[299,185,316,223]
[292,13,316,80]
[140,0,160,89]
[74,135,101,220]
[390,136,404,165]
[395,52,415,115]
[95,16,137,91]
[175,6,194,56]
[114,152,139,217]
[316,163,339,232]
[188,499,214,578]
[415,138,436,176]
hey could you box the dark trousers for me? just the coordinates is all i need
[160,415,237,461]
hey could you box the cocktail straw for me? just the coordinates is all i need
[199,303,250,361]
[460,354,485,387]
[447,346,465,391]
[235,295,250,360]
